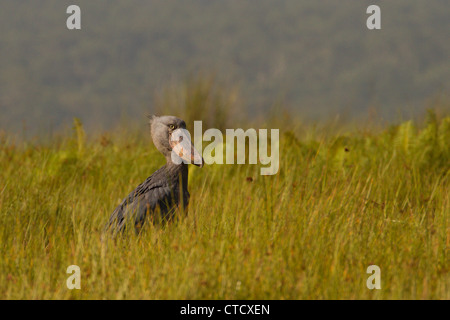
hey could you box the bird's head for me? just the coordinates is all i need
[148,115,204,167]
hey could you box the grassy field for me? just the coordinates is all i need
[0,111,448,299]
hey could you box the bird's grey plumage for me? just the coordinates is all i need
[106,115,203,233]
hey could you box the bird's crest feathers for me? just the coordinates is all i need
[147,114,159,125]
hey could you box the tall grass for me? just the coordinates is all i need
[0,110,448,299]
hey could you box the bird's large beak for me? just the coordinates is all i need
[170,129,204,167]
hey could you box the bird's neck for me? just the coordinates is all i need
[165,158,188,189]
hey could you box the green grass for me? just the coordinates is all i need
[0,112,448,299]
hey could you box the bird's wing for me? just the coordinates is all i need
[106,169,174,232]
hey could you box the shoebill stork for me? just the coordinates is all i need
[106,115,204,233]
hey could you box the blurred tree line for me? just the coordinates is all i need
[0,0,449,134]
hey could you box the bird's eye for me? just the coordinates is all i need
[169,124,176,130]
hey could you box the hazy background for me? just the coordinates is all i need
[0,0,449,134]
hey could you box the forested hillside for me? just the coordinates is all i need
[0,0,449,133]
